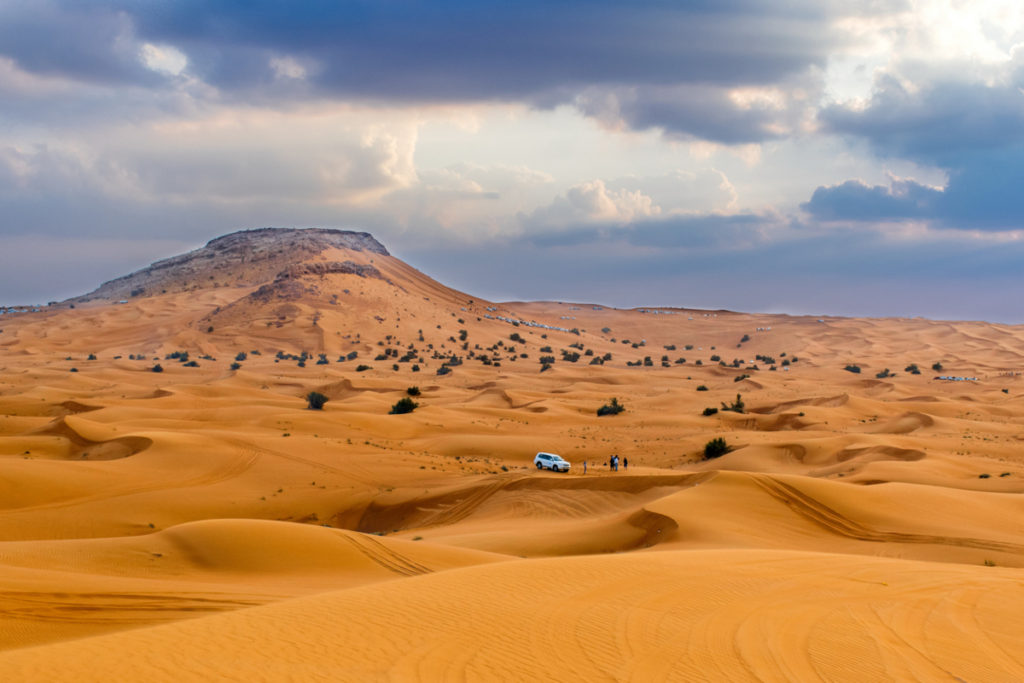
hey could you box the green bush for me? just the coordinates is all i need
[704,437,731,459]
[702,407,719,416]
[306,391,329,410]
[597,397,625,416]
[390,397,419,414]
[696,385,709,391]
[844,364,861,374]
[356,364,371,372]
[407,386,421,396]
[151,363,163,373]
[932,361,943,371]
[721,393,745,413]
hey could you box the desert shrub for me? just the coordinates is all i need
[643,356,653,366]
[696,385,708,391]
[844,364,861,374]
[412,364,420,372]
[183,360,199,367]
[540,346,552,353]
[702,407,719,416]
[459,329,468,341]
[664,344,676,351]
[979,473,991,479]
[356,364,371,372]
[561,351,580,362]
[695,360,703,366]
[601,327,611,334]
[932,361,943,371]
[230,362,241,371]
[734,374,750,382]
[306,391,329,410]
[407,386,421,396]
[69,367,78,372]
[390,397,419,414]
[596,397,625,416]
[151,364,163,373]
[235,352,247,361]
[87,353,97,360]
[875,368,893,379]
[540,362,552,372]
[721,393,745,413]
[539,355,555,365]
[436,365,452,376]
[904,363,920,374]
[510,333,525,343]
[704,437,731,459]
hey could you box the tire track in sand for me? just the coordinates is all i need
[751,475,1024,554]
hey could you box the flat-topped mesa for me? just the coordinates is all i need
[69,228,390,303]
[202,228,389,257]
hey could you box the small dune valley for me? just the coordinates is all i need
[2,228,1024,681]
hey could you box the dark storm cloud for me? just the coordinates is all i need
[0,0,867,142]
[802,178,940,221]
[0,1,160,85]
[812,76,1024,230]
[820,76,1024,166]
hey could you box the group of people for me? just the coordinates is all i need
[581,455,628,474]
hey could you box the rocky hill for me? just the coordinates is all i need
[69,228,390,303]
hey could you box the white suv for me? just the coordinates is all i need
[534,452,571,472]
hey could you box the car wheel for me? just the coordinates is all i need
[536,462,543,470]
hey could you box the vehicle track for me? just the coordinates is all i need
[339,532,432,577]
[752,474,1024,554]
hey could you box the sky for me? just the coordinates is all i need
[2,0,1024,322]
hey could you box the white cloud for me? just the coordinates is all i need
[140,44,187,76]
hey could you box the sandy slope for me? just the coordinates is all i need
[2,233,1024,679]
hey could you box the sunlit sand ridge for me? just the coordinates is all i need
[1,228,1023,680]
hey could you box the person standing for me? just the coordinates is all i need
[623,457,628,470]
[583,460,587,474]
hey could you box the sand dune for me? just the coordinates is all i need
[2,229,1024,679]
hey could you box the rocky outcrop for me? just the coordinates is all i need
[67,228,390,303]
[275,261,384,281]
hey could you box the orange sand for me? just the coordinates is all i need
[1,233,1023,680]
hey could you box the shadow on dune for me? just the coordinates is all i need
[22,417,152,461]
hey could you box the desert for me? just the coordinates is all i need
[0,227,1022,680]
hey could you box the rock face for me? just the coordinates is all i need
[69,228,389,303]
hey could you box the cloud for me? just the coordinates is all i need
[802,176,941,221]
[0,1,875,143]
[813,62,1024,230]
[527,179,660,228]
[820,76,1024,166]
